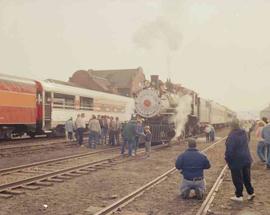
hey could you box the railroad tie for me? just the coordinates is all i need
[35,181,53,186]
[55,175,72,180]
[101,163,114,167]
[47,178,64,183]
[76,170,89,174]
[86,167,97,171]
[92,164,104,169]
[0,193,13,199]
[21,185,40,190]
[20,169,40,174]
[4,189,25,195]
[65,172,82,177]
[35,168,53,172]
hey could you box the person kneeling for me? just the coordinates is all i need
[175,138,211,200]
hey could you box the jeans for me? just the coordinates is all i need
[266,143,270,167]
[230,164,254,197]
[145,141,151,155]
[205,133,210,143]
[128,139,135,156]
[77,128,84,145]
[121,138,128,155]
[210,131,215,142]
[115,129,120,145]
[109,130,116,146]
[134,136,140,154]
[180,178,206,199]
[88,131,99,149]
[101,128,108,144]
[67,132,73,140]
[257,141,266,162]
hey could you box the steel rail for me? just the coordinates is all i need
[0,135,90,150]
[0,147,120,175]
[94,137,227,215]
[196,165,228,215]
[0,157,117,192]
[0,144,168,195]
[0,140,67,150]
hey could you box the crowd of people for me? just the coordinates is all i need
[64,114,152,157]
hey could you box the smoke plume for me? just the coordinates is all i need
[133,17,182,51]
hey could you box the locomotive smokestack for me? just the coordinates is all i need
[151,75,159,88]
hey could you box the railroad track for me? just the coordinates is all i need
[93,137,227,215]
[0,137,91,157]
[196,165,228,215]
[0,146,120,175]
[0,144,169,198]
[0,133,91,151]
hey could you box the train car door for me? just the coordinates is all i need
[44,92,52,129]
[35,81,43,134]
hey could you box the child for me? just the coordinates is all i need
[144,126,152,157]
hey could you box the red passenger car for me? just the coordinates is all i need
[0,74,42,139]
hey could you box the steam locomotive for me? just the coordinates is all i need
[134,75,235,143]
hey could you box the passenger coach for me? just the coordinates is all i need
[41,79,133,136]
[0,74,133,139]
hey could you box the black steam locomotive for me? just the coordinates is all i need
[134,75,199,143]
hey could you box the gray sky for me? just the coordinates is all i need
[0,0,269,113]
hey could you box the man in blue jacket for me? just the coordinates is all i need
[175,138,211,200]
[225,119,255,202]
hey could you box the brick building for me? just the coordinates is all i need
[69,67,145,97]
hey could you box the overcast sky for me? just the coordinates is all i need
[0,0,269,113]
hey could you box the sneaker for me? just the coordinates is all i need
[247,193,255,200]
[230,196,243,202]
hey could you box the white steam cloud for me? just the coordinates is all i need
[124,100,135,121]
[171,94,192,137]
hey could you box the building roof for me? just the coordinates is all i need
[87,67,143,88]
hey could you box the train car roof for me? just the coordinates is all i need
[40,79,133,102]
[0,73,36,85]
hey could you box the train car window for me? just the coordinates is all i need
[80,97,93,110]
[53,93,75,109]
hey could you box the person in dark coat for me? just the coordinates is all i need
[175,138,211,200]
[225,119,255,202]
[122,119,136,156]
